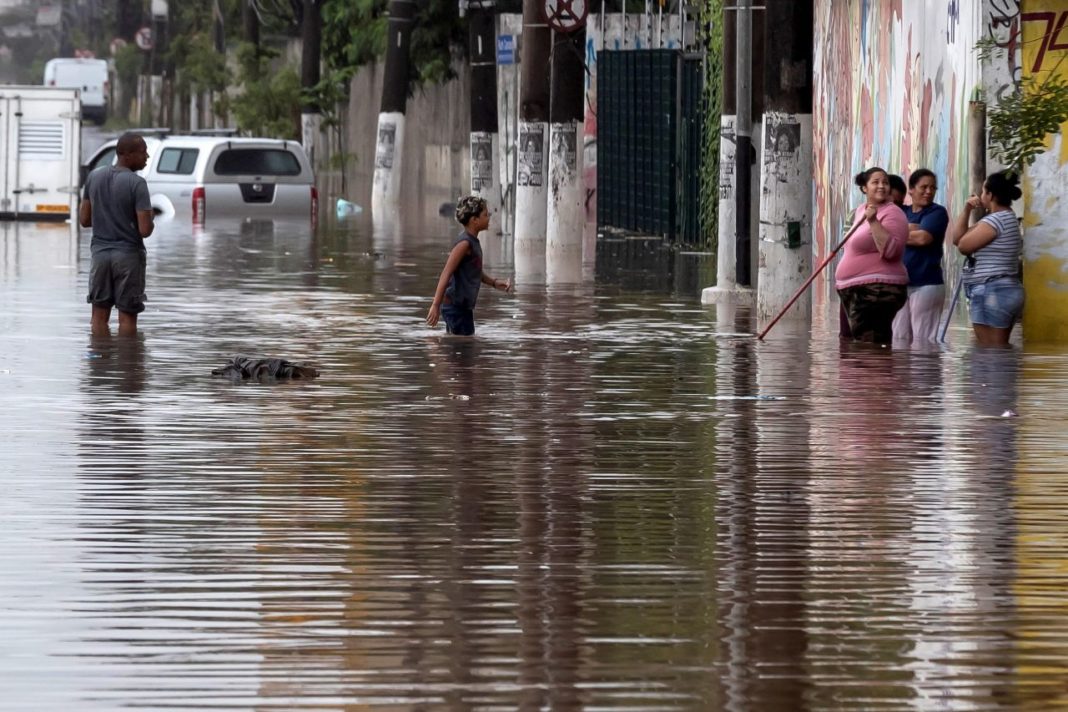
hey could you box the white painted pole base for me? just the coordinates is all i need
[546,121,584,284]
[756,112,813,324]
[716,114,738,289]
[371,111,406,218]
[301,112,323,173]
[513,120,549,283]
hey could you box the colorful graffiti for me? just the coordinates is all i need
[812,1,981,305]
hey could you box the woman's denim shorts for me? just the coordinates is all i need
[965,276,1024,329]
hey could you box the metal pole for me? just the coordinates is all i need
[734,0,751,286]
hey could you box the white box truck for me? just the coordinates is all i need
[0,86,82,221]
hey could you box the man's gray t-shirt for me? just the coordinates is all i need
[84,166,151,255]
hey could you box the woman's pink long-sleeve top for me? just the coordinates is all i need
[834,202,909,290]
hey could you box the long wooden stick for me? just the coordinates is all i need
[756,217,865,341]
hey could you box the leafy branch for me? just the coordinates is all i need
[977,35,1068,176]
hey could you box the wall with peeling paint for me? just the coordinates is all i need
[1019,1,1068,343]
[812,1,983,308]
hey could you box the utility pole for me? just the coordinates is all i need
[719,8,737,288]
[468,0,501,241]
[371,0,417,219]
[756,0,813,324]
[704,6,758,310]
[301,0,323,173]
[545,25,586,284]
[734,0,752,289]
[513,0,552,282]
[149,0,168,128]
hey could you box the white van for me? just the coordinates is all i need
[44,58,109,124]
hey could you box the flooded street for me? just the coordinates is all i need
[3,212,1068,710]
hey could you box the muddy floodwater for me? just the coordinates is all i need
[3,212,1068,711]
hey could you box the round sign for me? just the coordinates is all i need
[542,0,587,33]
[135,26,153,51]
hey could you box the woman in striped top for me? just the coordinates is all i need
[951,171,1024,346]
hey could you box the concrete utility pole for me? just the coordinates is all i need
[719,9,737,288]
[545,26,586,284]
[703,7,757,310]
[468,0,502,240]
[301,0,323,172]
[734,0,753,289]
[514,0,552,282]
[149,1,169,127]
[755,0,812,324]
[371,0,417,218]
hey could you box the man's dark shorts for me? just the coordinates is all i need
[87,249,147,315]
[441,304,475,335]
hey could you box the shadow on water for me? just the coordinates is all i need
[2,211,1068,709]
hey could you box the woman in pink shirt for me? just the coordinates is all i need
[834,167,910,343]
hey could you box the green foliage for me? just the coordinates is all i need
[699,0,724,253]
[227,42,302,139]
[978,35,1068,176]
[989,72,1068,176]
[322,0,388,69]
[321,0,466,90]
[409,0,467,86]
[169,33,229,96]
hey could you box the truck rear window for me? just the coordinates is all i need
[157,148,199,175]
[212,149,302,176]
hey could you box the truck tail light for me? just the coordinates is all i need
[192,187,205,223]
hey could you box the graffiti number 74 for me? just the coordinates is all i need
[1022,11,1068,73]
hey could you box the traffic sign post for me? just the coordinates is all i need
[135,26,153,51]
[541,0,587,33]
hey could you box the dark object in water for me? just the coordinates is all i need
[212,356,319,381]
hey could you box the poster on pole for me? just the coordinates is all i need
[471,133,493,191]
[518,126,544,187]
[551,124,578,171]
[375,121,396,169]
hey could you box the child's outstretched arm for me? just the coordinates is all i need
[426,241,470,327]
[481,272,513,294]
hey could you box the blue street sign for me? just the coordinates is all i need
[497,35,515,65]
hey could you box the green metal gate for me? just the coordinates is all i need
[598,50,704,245]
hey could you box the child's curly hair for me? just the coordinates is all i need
[455,195,487,226]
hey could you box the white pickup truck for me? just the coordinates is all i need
[0,86,82,221]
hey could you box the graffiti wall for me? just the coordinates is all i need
[1019,1,1068,343]
[812,1,983,305]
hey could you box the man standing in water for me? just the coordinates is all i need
[79,133,154,336]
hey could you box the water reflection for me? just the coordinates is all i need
[2,216,1068,708]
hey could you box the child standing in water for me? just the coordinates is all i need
[426,196,512,335]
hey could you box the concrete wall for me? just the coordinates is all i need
[1019,0,1068,343]
[344,61,471,227]
[812,1,983,307]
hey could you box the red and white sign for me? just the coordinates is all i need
[135,26,153,51]
[542,0,588,33]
